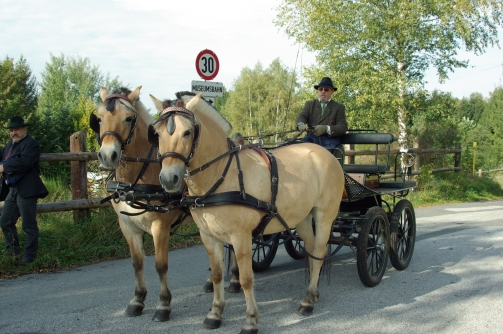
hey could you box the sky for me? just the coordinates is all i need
[1,0,503,112]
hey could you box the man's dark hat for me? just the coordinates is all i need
[314,77,337,91]
[6,116,30,129]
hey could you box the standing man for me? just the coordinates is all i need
[296,77,348,149]
[0,116,48,266]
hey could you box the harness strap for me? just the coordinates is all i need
[130,143,156,185]
[183,191,277,212]
[193,151,235,204]
[189,141,261,176]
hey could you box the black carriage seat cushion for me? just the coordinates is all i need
[343,164,388,174]
[380,180,417,189]
[339,133,395,145]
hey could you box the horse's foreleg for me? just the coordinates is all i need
[151,219,172,322]
[200,233,226,329]
[233,238,259,333]
[297,215,332,316]
[119,219,147,317]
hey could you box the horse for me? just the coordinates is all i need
[89,86,190,322]
[148,92,345,333]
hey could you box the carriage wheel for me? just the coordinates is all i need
[356,206,390,287]
[283,230,307,260]
[389,199,416,270]
[252,233,279,272]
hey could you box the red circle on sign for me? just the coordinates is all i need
[195,49,220,80]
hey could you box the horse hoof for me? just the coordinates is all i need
[297,304,314,316]
[125,304,144,317]
[203,281,214,293]
[228,282,242,293]
[152,309,171,322]
[203,317,222,329]
[240,329,258,334]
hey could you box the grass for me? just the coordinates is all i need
[1,171,502,279]
[0,177,201,279]
[407,170,503,207]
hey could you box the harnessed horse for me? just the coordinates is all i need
[89,86,189,321]
[149,92,345,333]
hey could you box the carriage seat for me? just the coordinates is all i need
[343,163,388,174]
[379,179,417,189]
[339,132,395,175]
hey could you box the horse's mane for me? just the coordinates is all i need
[169,91,232,135]
[101,87,154,124]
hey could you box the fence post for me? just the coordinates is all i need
[454,144,461,172]
[70,131,90,222]
[413,136,420,173]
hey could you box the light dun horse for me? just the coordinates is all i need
[149,92,345,333]
[90,86,186,322]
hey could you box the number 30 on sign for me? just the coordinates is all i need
[195,49,220,81]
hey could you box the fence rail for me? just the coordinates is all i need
[0,132,462,220]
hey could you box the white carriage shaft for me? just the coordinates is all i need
[191,80,224,97]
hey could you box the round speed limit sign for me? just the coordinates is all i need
[195,49,220,80]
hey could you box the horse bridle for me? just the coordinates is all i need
[90,94,138,150]
[149,106,200,168]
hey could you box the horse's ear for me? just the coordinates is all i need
[100,87,109,102]
[147,124,159,146]
[89,112,100,134]
[150,94,164,113]
[186,93,202,110]
[129,86,142,103]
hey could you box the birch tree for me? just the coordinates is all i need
[276,0,503,150]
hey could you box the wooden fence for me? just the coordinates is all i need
[0,131,462,220]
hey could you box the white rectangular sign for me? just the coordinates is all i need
[191,80,224,97]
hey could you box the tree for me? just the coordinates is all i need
[35,53,123,178]
[477,86,503,168]
[276,0,503,149]
[220,59,302,141]
[456,93,487,123]
[0,56,38,143]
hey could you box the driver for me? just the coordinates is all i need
[296,77,348,149]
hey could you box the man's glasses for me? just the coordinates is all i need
[318,87,332,92]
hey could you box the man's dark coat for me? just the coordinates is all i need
[0,134,48,200]
[296,99,348,137]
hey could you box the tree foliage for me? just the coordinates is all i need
[0,56,38,143]
[35,54,122,153]
[275,0,503,148]
[35,53,122,178]
[220,59,302,141]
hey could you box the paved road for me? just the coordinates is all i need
[1,200,502,333]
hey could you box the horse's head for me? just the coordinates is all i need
[90,86,141,170]
[149,93,201,192]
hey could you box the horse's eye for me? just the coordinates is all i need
[97,117,102,123]
[183,130,191,137]
[125,117,133,123]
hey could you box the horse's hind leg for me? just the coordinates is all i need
[120,219,148,317]
[201,232,226,329]
[151,218,172,322]
[203,246,241,293]
[297,213,332,316]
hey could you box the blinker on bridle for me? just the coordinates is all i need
[91,94,138,150]
[152,106,200,168]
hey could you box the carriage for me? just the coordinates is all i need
[91,88,416,333]
[250,129,417,287]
